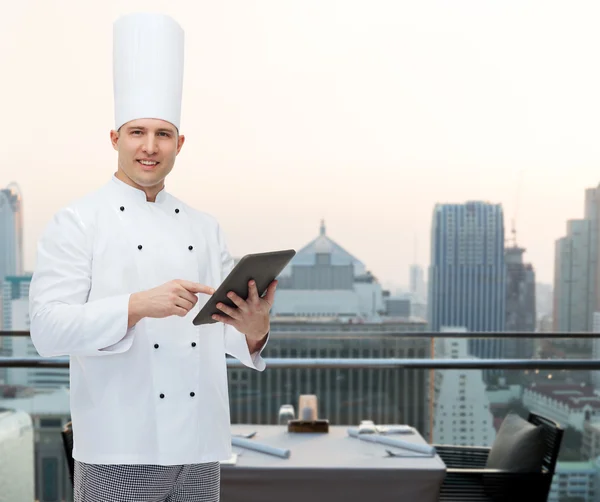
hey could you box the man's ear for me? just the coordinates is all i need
[110,130,119,151]
[176,134,185,155]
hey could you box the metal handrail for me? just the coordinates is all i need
[2,356,600,370]
[1,330,598,338]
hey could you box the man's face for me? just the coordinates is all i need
[110,118,185,189]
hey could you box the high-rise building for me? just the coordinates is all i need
[535,283,553,320]
[504,245,536,359]
[592,313,600,390]
[428,201,506,359]
[0,183,24,331]
[554,220,593,333]
[554,185,600,336]
[0,183,24,283]
[584,185,600,326]
[409,264,426,301]
[548,460,600,502]
[432,327,497,447]
[409,264,427,319]
[0,275,31,384]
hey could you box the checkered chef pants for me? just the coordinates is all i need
[74,460,220,502]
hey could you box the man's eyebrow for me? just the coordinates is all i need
[125,125,176,134]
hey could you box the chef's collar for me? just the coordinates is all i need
[111,174,168,204]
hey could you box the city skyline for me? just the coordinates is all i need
[4,1,600,289]
[5,178,556,295]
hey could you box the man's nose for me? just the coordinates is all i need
[142,136,158,154]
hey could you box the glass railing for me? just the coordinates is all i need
[1,331,600,502]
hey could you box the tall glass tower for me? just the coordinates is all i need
[428,201,506,360]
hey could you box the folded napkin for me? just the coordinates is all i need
[232,436,291,459]
[376,425,415,435]
[347,427,436,455]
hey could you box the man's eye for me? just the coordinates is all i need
[131,130,142,135]
[158,132,170,137]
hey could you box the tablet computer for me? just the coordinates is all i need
[192,249,296,326]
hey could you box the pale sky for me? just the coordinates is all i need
[2,0,600,290]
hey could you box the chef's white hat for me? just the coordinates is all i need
[113,12,184,131]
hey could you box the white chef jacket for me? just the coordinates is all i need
[29,175,268,465]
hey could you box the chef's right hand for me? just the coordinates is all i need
[129,280,215,325]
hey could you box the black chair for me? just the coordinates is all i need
[61,421,75,487]
[435,412,563,502]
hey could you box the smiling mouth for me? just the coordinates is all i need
[137,160,159,168]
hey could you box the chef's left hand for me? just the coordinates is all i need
[213,279,277,342]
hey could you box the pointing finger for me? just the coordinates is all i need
[178,280,215,295]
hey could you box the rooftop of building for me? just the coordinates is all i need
[527,383,600,409]
[280,220,368,277]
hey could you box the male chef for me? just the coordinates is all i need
[28,12,274,502]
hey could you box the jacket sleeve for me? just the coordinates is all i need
[29,206,136,357]
[217,223,268,371]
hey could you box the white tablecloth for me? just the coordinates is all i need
[221,425,446,502]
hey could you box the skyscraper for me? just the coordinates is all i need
[408,264,427,319]
[409,264,426,301]
[0,183,24,283]
[0,183,24,374]
[553,185,600,336]
[428,201,506,359]
[554,221,592,333]
[504,245,536,359]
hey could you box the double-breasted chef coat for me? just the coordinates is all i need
[29,175,267,465]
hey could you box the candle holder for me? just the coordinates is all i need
[287,394,329,433]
